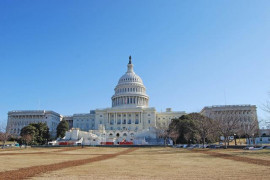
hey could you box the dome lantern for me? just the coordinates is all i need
[127,55,134,73]
[111,56,149,108]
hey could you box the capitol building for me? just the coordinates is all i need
[7,57,186,145]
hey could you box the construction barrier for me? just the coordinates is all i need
[59,142,75,146]
[100,142,114,145]
[119,142,133,145]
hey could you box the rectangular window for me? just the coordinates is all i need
[110,120,114,125]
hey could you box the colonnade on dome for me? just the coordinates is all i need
[112,96,149,107]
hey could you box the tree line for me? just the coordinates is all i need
[1,120,69,147]
[159,112,259,148]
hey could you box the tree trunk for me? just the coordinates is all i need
[253,136,256,146]
[203,137,205,149]
[225,137,228,149]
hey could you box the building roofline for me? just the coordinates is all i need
[200,104,257,113]
[8,110,61,116]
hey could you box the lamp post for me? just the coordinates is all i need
[234,133,237,145]
[252,133,255,146]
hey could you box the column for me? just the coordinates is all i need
[140,112,143,128]
[121,113,122,129]
[114,113,116,124]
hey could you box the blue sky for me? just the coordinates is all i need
[1,0,270,127]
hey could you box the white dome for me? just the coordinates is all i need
[111,56,149,108]
[118,72,143,85]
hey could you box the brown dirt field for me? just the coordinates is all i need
[0,147,80,156]
[0,148,137,180]
[0,147,124,172]
[52,147,81,152]
[215,149,270,161]
[193,149,270,166]
[0,148,60,154]
[1,147,270,180]
[33,148,270,180]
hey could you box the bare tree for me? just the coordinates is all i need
[239,118,259,145]
[215,111,241,149]
[22,134,33,147]
[189,113,217,148]
[168,127,179,145]
[156,122,169,146]
[262,92,270,114]
[0,123,10,149]
[262,92,270,132]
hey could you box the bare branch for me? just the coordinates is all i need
[0,122,10,148]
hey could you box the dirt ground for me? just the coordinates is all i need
[0,147,269,180]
